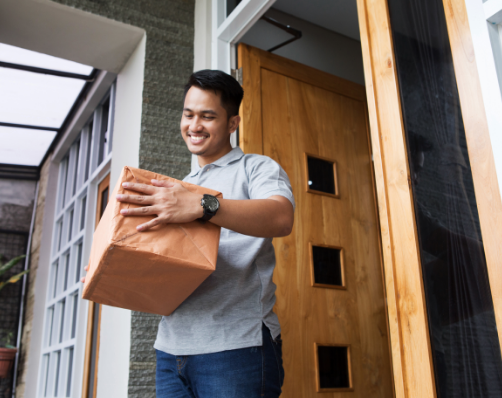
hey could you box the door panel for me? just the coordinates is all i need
[239,44,393,397]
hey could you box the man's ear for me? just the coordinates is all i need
[228,115,241,133]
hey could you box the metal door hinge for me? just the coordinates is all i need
[231,67,243,86]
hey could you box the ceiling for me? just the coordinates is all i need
[272,0,360,41]
[0,43,93,167]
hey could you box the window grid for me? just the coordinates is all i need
[38,87,114,398]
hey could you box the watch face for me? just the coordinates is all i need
[203,195,219,212]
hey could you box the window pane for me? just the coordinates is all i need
[98,99,110,165]
[51,260,59,299]
[317,346,350,389]
[63,252,70,292]
[57,219,63,252]
[84,122,93,181]
[0,68,85,128]
[40,354,49,397]
[80,196,87,231]
[75,243,83,284]
[307,155,337,195]
[71,293,78,339]
[54,350,61,397]
[68,210,74,243]
[226,0,242,16]
[60,157,69,211]
[387,0,502,395]
[59,299,66,343]
[0,43,93,75]
[312,246,343,287]
[0,126,56,166]
[72,140,81,196]
[66,347,74,397]
[45,306,54,347]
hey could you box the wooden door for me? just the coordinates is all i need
[82,173,109,398]
[238,44,393,397]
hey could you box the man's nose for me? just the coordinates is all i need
[190,117,203,132]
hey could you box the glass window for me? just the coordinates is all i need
[39,89,113,397]
[387,0,502,395]
[0,68,85,128]
[0,126,56,166]
[0,43,93,75]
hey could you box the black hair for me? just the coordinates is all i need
[184,70,244,118]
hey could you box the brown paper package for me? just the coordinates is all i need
[82,166,222,316]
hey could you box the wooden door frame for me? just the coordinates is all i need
[239,0,502,398]
[356,0,502,397]
[81,173,109,398]
[237,0,502,396]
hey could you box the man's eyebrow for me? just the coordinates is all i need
[183,108,217,115]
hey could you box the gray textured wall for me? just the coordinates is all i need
[50,1,194,396]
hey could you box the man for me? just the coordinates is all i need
[114,70,294,397]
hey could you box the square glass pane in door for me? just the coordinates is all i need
[316,345,351,390]
[311,245,343,288]
[306,154,338,197]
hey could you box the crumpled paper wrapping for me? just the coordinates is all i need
[82,166,221,316]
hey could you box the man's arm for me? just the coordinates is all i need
[117,179,294,238]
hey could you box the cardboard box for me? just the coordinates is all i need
[82,166,221,316]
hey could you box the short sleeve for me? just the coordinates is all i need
[245,155,295,209]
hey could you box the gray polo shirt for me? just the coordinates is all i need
[153,147,295,355]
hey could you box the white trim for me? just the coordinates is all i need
[95,34,146,398]
[485,0,502,23]
[464,0,502,197]
[211,0,276,72]
[52,71,116,163]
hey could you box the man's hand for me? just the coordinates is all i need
[81,264,89,283]
[116,179,204,231]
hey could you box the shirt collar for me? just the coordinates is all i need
[188,147,245,177]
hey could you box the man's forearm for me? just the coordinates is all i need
[210,196,294,238]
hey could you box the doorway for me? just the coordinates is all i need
[235,2,393,396]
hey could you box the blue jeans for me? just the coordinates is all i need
[155,324,284,398]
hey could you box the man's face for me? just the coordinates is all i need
[180,86,240,165]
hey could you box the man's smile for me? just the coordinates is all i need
[188,131,209,144]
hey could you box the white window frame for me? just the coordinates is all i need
[36,86,115,398]
[211,0,275,149]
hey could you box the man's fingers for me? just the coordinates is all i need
[121,206,157,216]
[137,217,161,232]
[151,179,176,189]
[84,264,89,271]
[121,182,157,194]
[81,276,86,283]
[116,194,155,205]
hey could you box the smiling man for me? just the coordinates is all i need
[116,70,295,397]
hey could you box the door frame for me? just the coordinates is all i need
[211,0,502,397]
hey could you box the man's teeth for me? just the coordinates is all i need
[191,135,206,142]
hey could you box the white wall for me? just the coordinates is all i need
[95,35,146,398]
[464,0,502,197]
[240,7,365,85]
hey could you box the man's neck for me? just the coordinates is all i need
[197,144,233,167]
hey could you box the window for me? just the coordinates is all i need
[482,0,502,98]
[38,89,114,398]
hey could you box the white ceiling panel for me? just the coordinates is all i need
[0,126,56,166]
[0,43,93,75]
[0,67,85,128]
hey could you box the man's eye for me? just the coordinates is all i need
[184,114,193,118]
[204,116,215,120]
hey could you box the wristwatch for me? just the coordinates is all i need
[200,194,220,222]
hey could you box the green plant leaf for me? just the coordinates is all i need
[0,255,26,278]
[0,269,29,292]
